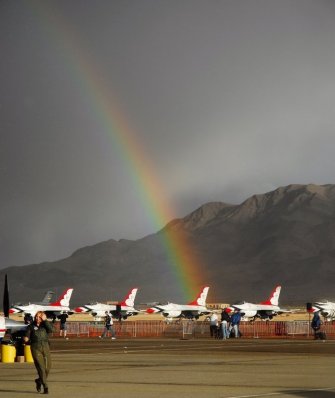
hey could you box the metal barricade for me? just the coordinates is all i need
[286,321,309,337]
[50,320,335,339]
[182,320,195,339]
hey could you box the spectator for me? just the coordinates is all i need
[221,308,231,339]
[230,309,241,338]
[58,312,69,338]
[311,311,322,339]
[24,313,33,325]
[100,311,116,339]
[209,312,219,338]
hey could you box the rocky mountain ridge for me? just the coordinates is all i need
[1,184,335,306]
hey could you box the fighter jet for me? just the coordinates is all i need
[228,285,291,321]
[9,290,55,314]
[9,288,74,319]
[307,301,335,320]
[74,287,139,320]
[146,286,210,321]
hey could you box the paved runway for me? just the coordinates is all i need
[1,338,335,397]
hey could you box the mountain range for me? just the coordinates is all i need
[1,184,335,307]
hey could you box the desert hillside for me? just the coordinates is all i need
[1,184,335,307]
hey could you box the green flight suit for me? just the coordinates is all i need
[25,320,54,388]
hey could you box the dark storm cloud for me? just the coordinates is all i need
[1,0,335,267]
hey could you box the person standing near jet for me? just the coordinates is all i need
[209,312,219,338]
[221,308,231,339]
[230,309,242,338]
[311,311,322,339]
[58,311,69,338]
[24,311,53,394]
[24,313,33,325]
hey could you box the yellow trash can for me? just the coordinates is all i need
[1,343,16,363]
[24,344,34,363]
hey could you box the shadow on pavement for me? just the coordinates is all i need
[281,390,335,397]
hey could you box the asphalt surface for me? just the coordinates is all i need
[1,337,335,397]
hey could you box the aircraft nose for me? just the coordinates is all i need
[74,307,86,313]
[9,308,16,314]
[146,308,156,314]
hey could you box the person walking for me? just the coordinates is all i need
[221,308,231,339]
[100,311,116,339]
[58,312,69,338]
[24,311,53,394]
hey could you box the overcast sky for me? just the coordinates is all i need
[1,0,335,268]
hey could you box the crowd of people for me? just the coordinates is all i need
[209,308,242,339]
[210,308,327,341]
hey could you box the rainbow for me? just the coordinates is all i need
[29,3,205,300]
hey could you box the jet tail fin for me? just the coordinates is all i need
[261,285,281,306]
[119,288,138,307]
[51,288,73,307]
[188,286,209,306]
[41,291,55,304]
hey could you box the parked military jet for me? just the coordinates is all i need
[146,286,210,320]
[228,285,291,321]
[74,288,139,320]
[9,290,55,314]
[9,288,74,319]
[307,301,335,320]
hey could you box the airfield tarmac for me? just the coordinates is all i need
[0,337,334,398]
